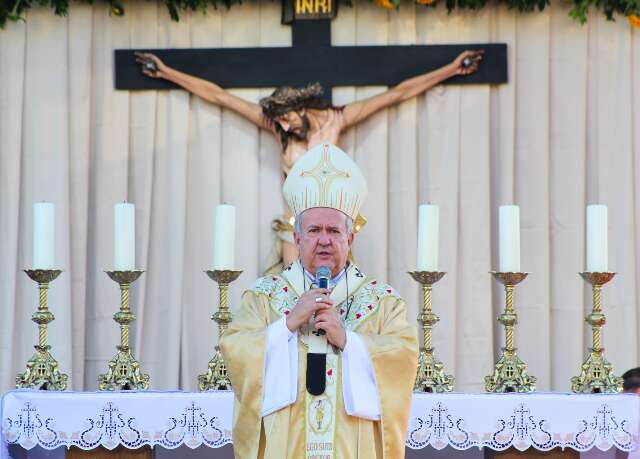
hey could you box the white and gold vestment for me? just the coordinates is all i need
[220,260,418,458]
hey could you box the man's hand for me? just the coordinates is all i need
[286,288,333,332]
[134,52,167,78]
[450,50,484,76]
[315,308,347,350]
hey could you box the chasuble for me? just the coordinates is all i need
[220,261,418,459]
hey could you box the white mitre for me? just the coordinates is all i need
[283,143,367,220]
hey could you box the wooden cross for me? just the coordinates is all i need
[115,20,507,101]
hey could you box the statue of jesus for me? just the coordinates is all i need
[135,50,482,271]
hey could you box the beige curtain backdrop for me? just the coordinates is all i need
[0,1,639,394]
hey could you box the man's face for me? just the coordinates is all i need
[276,110,309,140]
[294,208,353,277]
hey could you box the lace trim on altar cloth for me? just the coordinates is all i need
[2,398,232,451]
[406,400,638,452]
[2,390,639,452]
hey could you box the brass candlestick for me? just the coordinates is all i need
[485,272,536,393]
[16,269,68,390]
[408,271,453,393]
[571,272,623,393]
[98,270,149,391]
[198,269,243,391]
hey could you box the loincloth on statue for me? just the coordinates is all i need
[263,214,367,275]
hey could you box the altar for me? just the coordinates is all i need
[2,390,638,458]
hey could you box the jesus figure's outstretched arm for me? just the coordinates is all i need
[135,52,273,130]
[341,49,483,130]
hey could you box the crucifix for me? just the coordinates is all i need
[114,11,507,271]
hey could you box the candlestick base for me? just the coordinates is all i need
[16,347,69,391]
[571,350,622,394]
[415,350,454,393]
[485,272,536,393]
[571,272,622,393]
[98,348,150,391]
[198,347,231,391]
[198,269,242,391]
[485,350,536,393]
[17,269,68,390]
[99,270,149,391]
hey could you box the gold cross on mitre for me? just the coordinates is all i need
[300,143,350,205]
[283,142,366,221]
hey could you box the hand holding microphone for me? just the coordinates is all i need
[286,266,346,348]
[314,272,347,350]
[313,266,346,349]
[286,286,333,332]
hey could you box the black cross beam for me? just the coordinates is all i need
[115,20,507,101]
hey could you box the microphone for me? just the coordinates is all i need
[316,266,331,290]
[314,266,331,336]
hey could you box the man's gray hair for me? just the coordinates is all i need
[294,211,353,235]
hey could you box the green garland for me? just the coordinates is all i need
[0,0,638,28]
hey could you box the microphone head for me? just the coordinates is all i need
[316,266,331,289]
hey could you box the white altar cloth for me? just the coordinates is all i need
[1,390,638,453]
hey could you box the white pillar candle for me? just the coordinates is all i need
[586,204,608,272]
[213,204,236,270]
[33,202,55,269]
[499,205,521,272]
[114,202,136,270]
[417,204,439,271]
